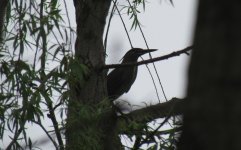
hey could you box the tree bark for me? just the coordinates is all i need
[66,0,122,150]
[120,98,184,125]
[178,1,241,150]
[0,0,8,43]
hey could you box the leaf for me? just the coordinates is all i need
[50,0,58,11]
[52,45,61,61]
[53,19,63,39]
[41,91,52,105]
[68,59,90,88]
[5,1,12,26]
[14,60,30,71]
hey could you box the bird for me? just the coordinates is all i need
[107,48,157,101]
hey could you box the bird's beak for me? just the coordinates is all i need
[143,49,158,52]
[138,49,157,55]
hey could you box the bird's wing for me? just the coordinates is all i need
[107,67,137,96]
[125,67,137,93]
[107,68,126,97]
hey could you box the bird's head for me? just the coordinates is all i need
[121,48,157,63]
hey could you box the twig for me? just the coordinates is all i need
[104,0,117,52]
[6,124,23,150]
[113,0,133,48]
[47,103,64,150]
[63,0,72,47]
[32,120,59,149]
[126,0,162,103]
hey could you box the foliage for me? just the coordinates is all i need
[119,117,181,149]
[0,0,75,149]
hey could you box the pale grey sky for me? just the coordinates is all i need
[106,0,198,108]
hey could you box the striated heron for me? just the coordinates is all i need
[107,48,157,100]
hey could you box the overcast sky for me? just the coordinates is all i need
[105,0,198,108]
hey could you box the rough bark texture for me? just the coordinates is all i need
[122,98,184,124]
[178,1,241,150]
[66,0,122,150]
[0,0,8,43]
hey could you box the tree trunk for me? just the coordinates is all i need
[178,1,241,150]
[0,0,8,42]
[66,0,122,149]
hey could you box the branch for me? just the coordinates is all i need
[32,120,58,149]
[6,126,23,150]
[122,126,182,137]
[118,97,185,126]
[103,46,193,70]
[47,104,64,150]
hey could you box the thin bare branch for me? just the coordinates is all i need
[113,0,133,48]
[32,120,59,149]
[103,46,193,70]
[104,0,117,52]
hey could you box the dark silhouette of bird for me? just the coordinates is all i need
[107,48,157,100]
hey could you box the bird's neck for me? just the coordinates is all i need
[122,58,139,64]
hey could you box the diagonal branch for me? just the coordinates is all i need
[117,97,185,127]
[103,46,193,70]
